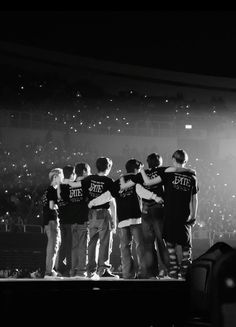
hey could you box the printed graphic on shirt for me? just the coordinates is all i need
[88,180,105,197]
[69,187,83,201]
[172,173,192,192]
[118,186,135,198]
[112,175,142,222]
[83,175,114,209]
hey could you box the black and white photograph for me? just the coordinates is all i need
[0,10,235,326]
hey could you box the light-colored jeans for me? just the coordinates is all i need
[87,209,112,276]
[44,220,60,275]
[71,222,88,276]
[119,224,146,279]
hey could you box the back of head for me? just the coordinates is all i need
[75,162,91,177]
[63,165,75,179]
[125,158,142,173]
[172,149,188,165]
[96,157,113,173]
[147,153,163,168]
[48,168,63,183]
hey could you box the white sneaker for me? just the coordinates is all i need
[44,270,64,279]
[89,273,100,280]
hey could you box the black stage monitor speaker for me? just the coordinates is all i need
[211,249,236,327]
[184,242,234,326]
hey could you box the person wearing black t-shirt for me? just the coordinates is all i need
[69,162,91,278]
[140,149,199,279]
[89,159,164,279]
[56,165,75,277]
[132,153,169,279]
[82,157,118,279]
[42,168,63,279]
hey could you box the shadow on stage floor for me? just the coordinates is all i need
[0,278,188,326]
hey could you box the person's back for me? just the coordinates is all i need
[57,165,75,277]
[69,163,91,224]
[161,169,197,223]
[69,162,91,278]
[84,174,114,209]
[158,150,198,227]
[113,172,143,224]
[159,149,199,279]
[42,168,63,279]
[142,153,165,205]
[134,153,168,278]
[113,159,150,279]
[83,157,118,279]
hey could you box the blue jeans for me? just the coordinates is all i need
[71,222,88,276]
[44,219,60,275]
[87,209,112,276]
[118,224,146,279]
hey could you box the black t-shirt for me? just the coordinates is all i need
[159,170,199,224]
[82,174,114,209]
[58,184,74,225]
[111,174,142,222]
[42,185,58,226]
[134,167,165,205]
[159,169,199,245]
[67,180,89,224]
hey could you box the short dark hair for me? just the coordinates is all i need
[63,165,74,179]
[172,149,188,164]
[125,158,142,173]
[75,162,90,177]
[147,153,163,168]
[96,157,112,173]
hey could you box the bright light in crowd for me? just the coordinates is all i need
[185,124,192,129]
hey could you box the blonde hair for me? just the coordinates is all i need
[48,168,63,182]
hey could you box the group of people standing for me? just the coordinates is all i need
[42,149,199,280]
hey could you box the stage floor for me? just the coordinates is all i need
[0,277,188,325]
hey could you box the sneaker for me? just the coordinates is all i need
[74,273,88,279]
[30,269,42,279]
[178,272,186,280]
[167,272,179,279]
[44,270,64,279]
[8,269,20,278]
[99,270,119,279]
[162,275,172,280]
[88,272,100,280]
[158,270,166,279]
[148,276,158,280]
